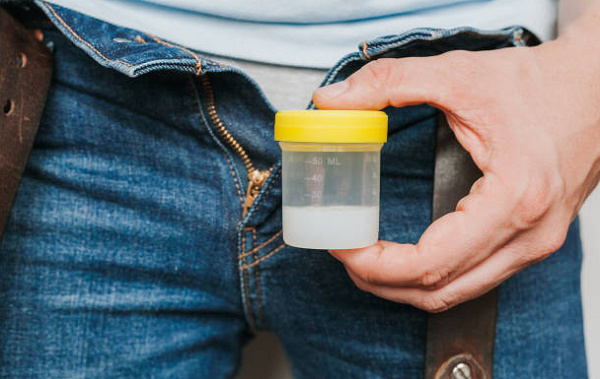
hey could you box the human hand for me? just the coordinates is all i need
[312,33,600,312]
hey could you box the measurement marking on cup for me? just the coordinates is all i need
[304,174,324,183]
[327,157,341,166]
[305,157,343,166]
[305,157,323,166]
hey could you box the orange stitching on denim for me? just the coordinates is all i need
[147,33,202,75]
[241,233,257,333]
[44,4,133,67]
[135,35,146,44]
[237,230,282,259]
[361,41,371,60]
[224,154,244,205]
[239,243,286,270]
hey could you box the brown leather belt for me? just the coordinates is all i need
[0,7,53,243]
[425,114,497,379]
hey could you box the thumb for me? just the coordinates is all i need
[313,57,451,111]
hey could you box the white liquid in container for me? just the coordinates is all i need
[282,205,379,250]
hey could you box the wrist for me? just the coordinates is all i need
[555,2,600,58]
[540,5,600,89]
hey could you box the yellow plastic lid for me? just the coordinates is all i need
[274,110,388,143]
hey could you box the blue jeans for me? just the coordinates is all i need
[0,3,588,378]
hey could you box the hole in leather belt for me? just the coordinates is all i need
[3,99,14,116]
[17,53,27,68]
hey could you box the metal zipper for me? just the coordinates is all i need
[200,75,272,217]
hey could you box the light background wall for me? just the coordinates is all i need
[581,188,600,379]
[238,188,600,379]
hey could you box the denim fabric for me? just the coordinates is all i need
[0,3,588,378]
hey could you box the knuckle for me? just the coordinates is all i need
[442,50,481,80]
[516,223,569,267]
[361,268,383,286]
[545,228,568,254]
[531,228,569,264]
[418,267,451,289]
[455,195,471,213]
[514,199,548,229]
[346,268,374,291]
[358,58,397,89]
[554,228,569,250]
[351,276,370,292]
[418,293,454,313]
[524,248,550,266]
[512,177,563,230]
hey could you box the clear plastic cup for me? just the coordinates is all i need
[274,110,388,250]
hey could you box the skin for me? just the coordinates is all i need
[312,1,600,313]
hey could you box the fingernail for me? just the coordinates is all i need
[316,80,349,98]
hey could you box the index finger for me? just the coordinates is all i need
[312,55,456,111]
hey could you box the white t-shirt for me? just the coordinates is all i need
[46,0,558,69]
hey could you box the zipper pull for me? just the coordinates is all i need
[242,169,271,217]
